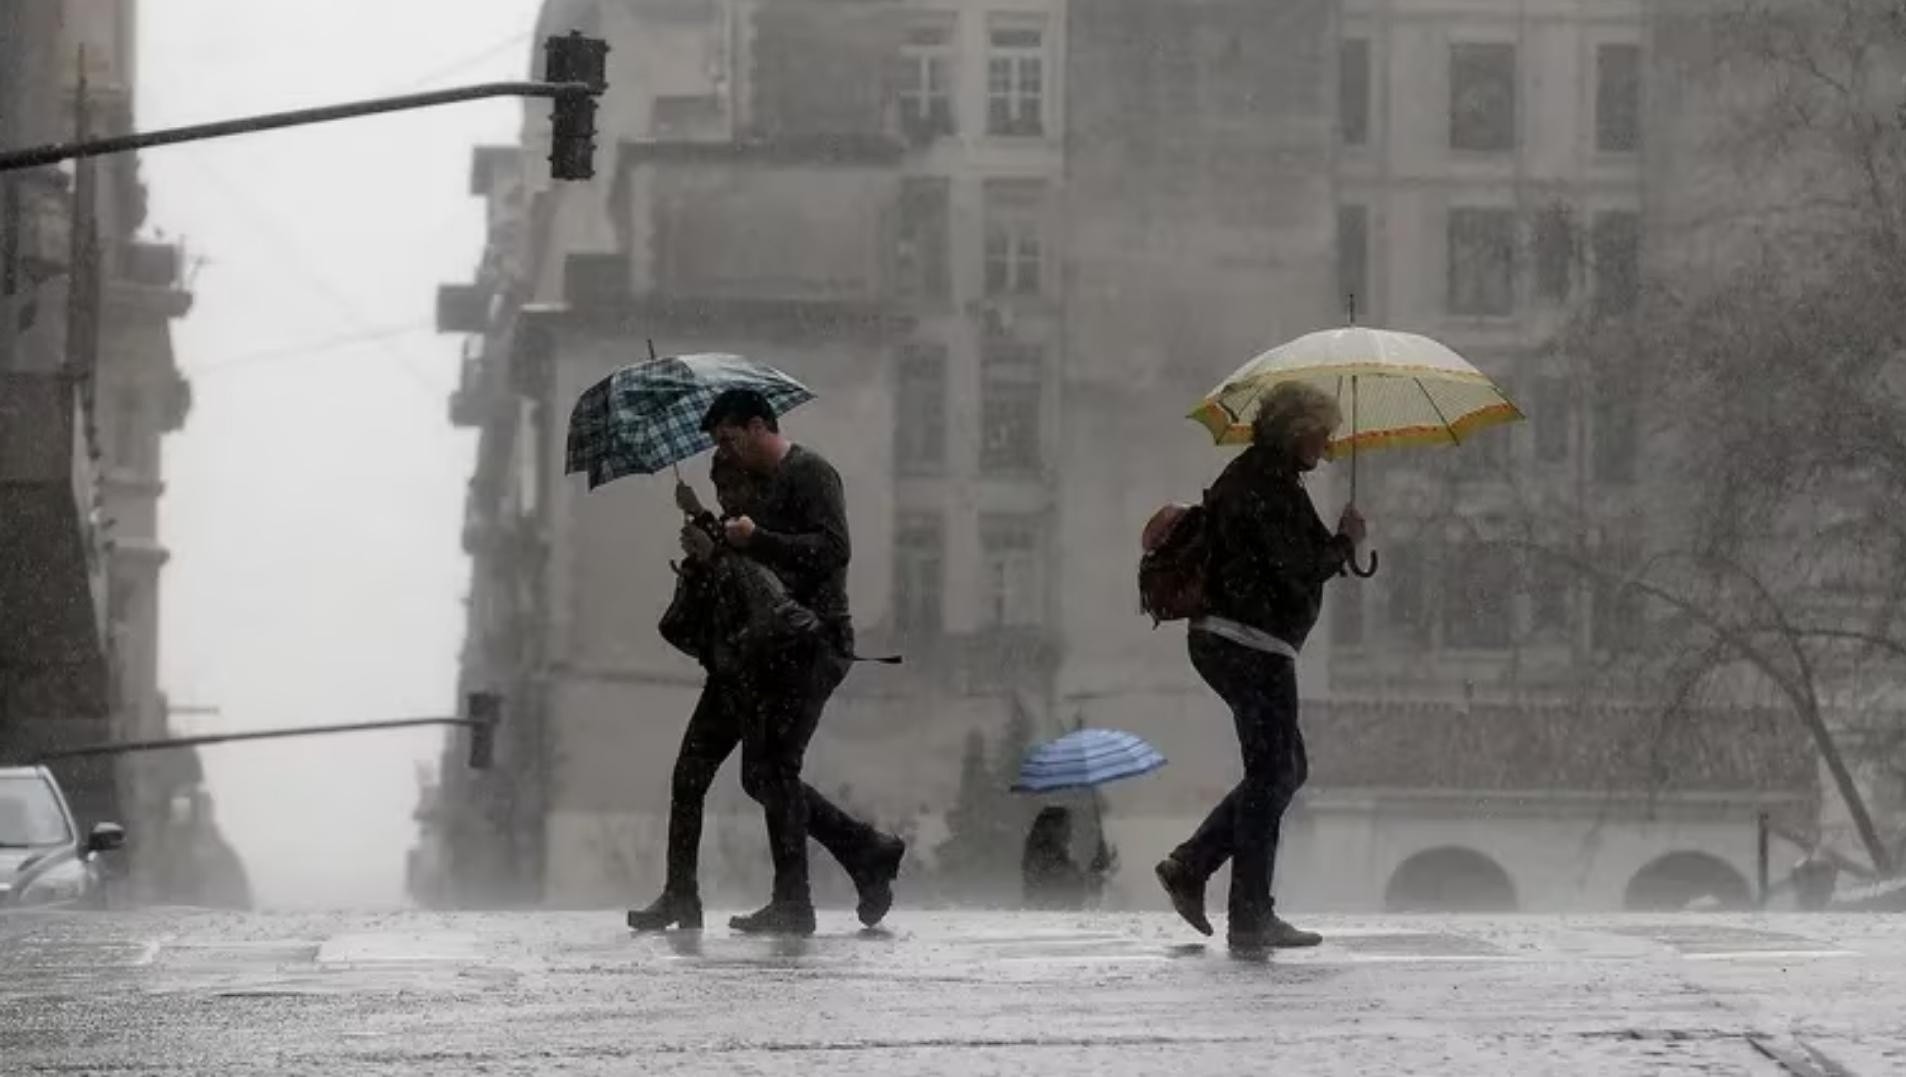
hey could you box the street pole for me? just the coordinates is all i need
[29,692,505,770]
[1757,810,1771,908]
[0,79,598,174]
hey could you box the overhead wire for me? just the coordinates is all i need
[175,151,452,400]
[184,322,437,377]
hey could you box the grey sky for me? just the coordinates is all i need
[137,1,537,907]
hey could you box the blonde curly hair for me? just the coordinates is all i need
[1251,381,1343,456]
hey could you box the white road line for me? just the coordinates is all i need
[1681,949,1860,962]
[1311,954,1531,964]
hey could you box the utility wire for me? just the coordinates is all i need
[185,322,436,377]
[177,152,451,399]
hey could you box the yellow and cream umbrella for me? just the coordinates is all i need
[1190,326,1523,575]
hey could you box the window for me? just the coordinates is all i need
[1528,557,1572,634]
[1338,204,1369,316]
[112,389,146,474]
[987,18,1045,136]
[980,339,1042,474]
[980,514,1044,628]
[1596,43,1641,153]
[893,512,944,637]
[1442,543,1513,650]
[1448,208,1515,316]
[1592,383,1637,483]
[1340,37,1371,147]
[1532,204,1576,304]
[1592,210,1640,316]
[894,342,947,474]
[1533,375,1570,464]
[0,774,72,845]
[896,177,950,301]
[984,179,1044,298]
[1387,542,1431,647]
[1449,43,1516,151]
[898,17,957,141]
[1331,584,1365,647]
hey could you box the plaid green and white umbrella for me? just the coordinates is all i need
[564,352,815,490]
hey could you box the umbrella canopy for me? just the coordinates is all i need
[1012,728,1167,795]
[1189,326,1522,457]
[565,353,815,489]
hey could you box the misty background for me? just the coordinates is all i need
[138,1,536,907]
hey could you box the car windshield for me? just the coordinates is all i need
[0,776,72,846]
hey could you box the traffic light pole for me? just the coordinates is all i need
[30,693,505,769]
[0,79,597,174]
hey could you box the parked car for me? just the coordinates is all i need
[0,766,125,909]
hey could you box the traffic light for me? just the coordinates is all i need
[544,31,609,181]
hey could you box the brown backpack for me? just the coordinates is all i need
[1138,499,1209,626]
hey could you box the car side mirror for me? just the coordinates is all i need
[87,822,126,853]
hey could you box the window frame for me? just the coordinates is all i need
[986,16,1048,137]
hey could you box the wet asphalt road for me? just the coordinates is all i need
[2,908,1903,1075]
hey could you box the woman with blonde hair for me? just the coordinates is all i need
[1154,380,1366,952]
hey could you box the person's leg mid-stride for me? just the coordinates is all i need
[730,630,904,936]
[626,677,743,932]
[1156,631,1317,950]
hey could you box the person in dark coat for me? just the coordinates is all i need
[632,389,905,938]
[629,446,897,935]
[1021,806,1118,910]
[1153,381,1366,952]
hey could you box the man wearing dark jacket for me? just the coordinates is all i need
[697,388,903,936]
[1154,381,1366,952]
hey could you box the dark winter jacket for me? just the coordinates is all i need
[660,512,820,674]
[746,445,851,625]
[1200,445,1352,652]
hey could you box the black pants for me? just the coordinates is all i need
[661,630,883,906]
[1170,630,1308,929]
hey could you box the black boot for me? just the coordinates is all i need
[1155,856,1213,937]
[729,901,817,936]
[852,835,906,928]
[1267,916,1322,948]
[1228,914,1321,952]
[626,892,703,932]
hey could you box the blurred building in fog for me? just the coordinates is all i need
[0,1,247,908]
[415,0,1816,914]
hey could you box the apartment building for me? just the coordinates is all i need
[416,0,1816,912]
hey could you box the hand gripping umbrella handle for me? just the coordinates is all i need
[1349,547,1379,578]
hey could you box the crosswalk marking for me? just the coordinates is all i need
[0,918,1872,984]
[1680,949,1861,962]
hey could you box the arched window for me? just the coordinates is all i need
[1384,846,1518,912]
[1623,851,1751,911]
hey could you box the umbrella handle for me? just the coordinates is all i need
[1349,547,1379,578]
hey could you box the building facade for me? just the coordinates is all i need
[0,0,246,906]
[415,0,1817,914]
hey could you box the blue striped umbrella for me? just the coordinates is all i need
[1012,728,1167,794]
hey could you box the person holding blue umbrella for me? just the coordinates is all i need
[1013,727,1158,909]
